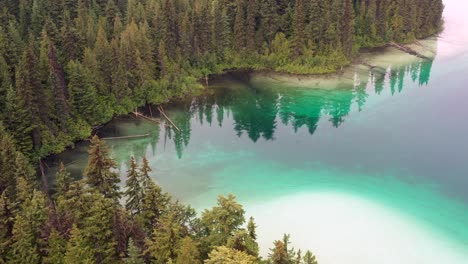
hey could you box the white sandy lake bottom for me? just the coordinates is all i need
[246,192,468,264]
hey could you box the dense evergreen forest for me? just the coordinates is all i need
[0,130,319,263]
[0,0,443,159]
[0,0,444,263]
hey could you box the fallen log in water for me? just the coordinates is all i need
[133,111,160,123]
[157,106,181,132]
[388,42,431,60]
[101,133,151,140]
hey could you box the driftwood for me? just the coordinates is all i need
[133,111,160,123]
[102,133,151,140]
[157,106,181,132]
[388,42,431,60]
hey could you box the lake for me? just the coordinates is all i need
[47,0,468,263]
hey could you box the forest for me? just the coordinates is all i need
[1,131,320,263]
[0,0,443,159]
[0,0,444,263]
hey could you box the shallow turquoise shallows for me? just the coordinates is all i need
[47,0,468,263]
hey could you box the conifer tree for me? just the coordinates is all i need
[54,162,72,198]
[66,60,103,124]
[47,40,70,129]
[125,156,142,215]
[205,246,256,264]
[247,217,257,240]
[245,0,257,52]
[0,126,20,197]
[81,192,118,263]
[0,191,14,259]
[14,152,37,199]
[43,228,66,264]
[84,135,120,200]
[139,156,152,189]
[15,44,49,153]
[303,250,318,264]
[201,194,245,249]
[94,23,113,95]
[259,0,279,44]
[145,211,184,264]
[176,236,201,264]
[291,0,305,56]
[161,0,177,59]
[227,229,259,257]
[0,55,10,113]
[4,87,33,157]
[9,190,47,264]
[124,238,144,264]
[234,0,246,50]
[64,225,94,264]
[341,0,354,57]
[269,240,289,264]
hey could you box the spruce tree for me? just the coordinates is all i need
[226,229,259,257]
[247,216,257,240]
[139,156,152,190]
[15,44,48,154]
[145,211,184,264]
[269,240,289,264]
[0,126,20,197]
[81,192,118,263]
[303,250,318,264]
[0,191,14,259]
[291,0,305,56]
[125,156,142,215]
[54,162,72,198]
[47,41,70,128]
[234,0,246,50]
[124,238,144,264]
[201,194,245,249]
[43,228,66,264]
[259,0,279,44]
[245,0,257,52]
[176,236,201,264]
[66,60,103,124]
[64,225,94,264]
[9,190,48,264]
[139,180,170,232]
[84,135,120,200]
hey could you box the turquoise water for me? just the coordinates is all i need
[48,1,468,262]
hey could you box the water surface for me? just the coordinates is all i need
[48,1,468,262]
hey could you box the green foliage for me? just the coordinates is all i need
[205,246,257,264]
[1,132,324,263]
[8,190,47,264]
[226,229,259,257]
[176,237,201,264]
[303,250,318,264]
[64,225,94,264]
[124,238,144,264]
[247,217,257,240]
[145,211,184,264]
[84,135,120,200]
[82,192,118,263]
[43,228,67,264]
[201,194,246,251]
[0,1,444,262]
[0,0,443,161]
[138,179,170,232]
[54,162,72,198]
[125,156,142,215]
